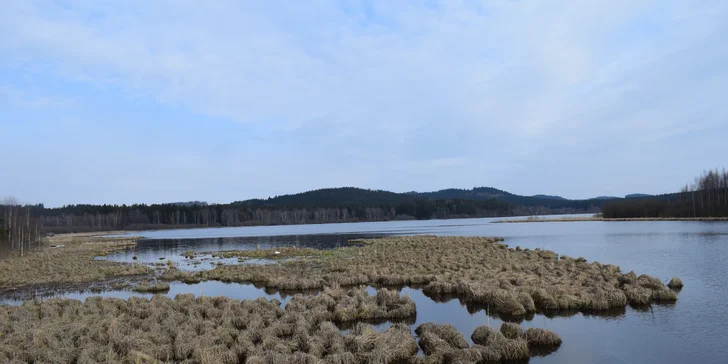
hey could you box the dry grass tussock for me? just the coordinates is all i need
[668,277,683,290]
[171,236,680,316]
[212,247,328,259]
[132,281,171,293]
[0,286,424,363]
[0,234,149,291]
[416,323,533,363]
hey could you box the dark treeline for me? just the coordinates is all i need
[411,187,607,210]
[1,198,43,255]
[602,169,728,218]
[25,187,600,233]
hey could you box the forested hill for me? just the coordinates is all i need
[233,187,411,208]
[22,186,616,233]
[409,187,608,209]
[235,186,612,211]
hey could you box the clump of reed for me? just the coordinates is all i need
[415,323,469,354]
[416,322,533,363]
[345,323,419,363]
[286,285,416,323]
[500,322,523,339]
[472,323,561,361]
[668,277,683,290]
[132,281,170,293]
[523,327,562,348]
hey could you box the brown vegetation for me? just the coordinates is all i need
[132,281,171,293]
[500,322,523,339]
[522,328,562,348]
[668,277,683,290]
[418,323,531,363]
[165,236,681,317]
[212,247,328,259]
[0,233,149,293]
[0,287,423,363]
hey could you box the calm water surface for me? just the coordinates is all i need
[17,217,728,363]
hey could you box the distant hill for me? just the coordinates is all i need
[233,186,614,212]
[234,187,410,208]
[625,194,652,199]
[592,196,620,200]
[531,194,566,200]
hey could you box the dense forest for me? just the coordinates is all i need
[602,169,728,218]
[3,187,606,234]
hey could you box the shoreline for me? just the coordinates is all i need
[46,213,595,236]
[494,217,728,223]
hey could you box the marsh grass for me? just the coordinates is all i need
[422,323,531,363]
[177,236,681,318]
[0,287,422,363]
[522,327,562,348]
[668,277,684,290]
[0,234,149,292]
[212,247,328,259]
[132,281,171,293]
[500,322,523,339]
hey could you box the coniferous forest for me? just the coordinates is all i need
[602,169,728,218]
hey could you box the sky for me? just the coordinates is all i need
[1,1,727,207]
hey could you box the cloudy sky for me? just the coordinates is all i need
[2,1,727,207]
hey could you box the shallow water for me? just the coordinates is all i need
[98,233,385,270]
[27,217,728,362]
[0,281,297,306]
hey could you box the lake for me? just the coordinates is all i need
[19,217,728,363]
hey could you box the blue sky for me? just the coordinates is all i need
[2,1,727,207]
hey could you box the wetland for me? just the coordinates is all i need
[2,217,727,363]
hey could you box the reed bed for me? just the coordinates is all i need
[0,287,417,363]
[132,281,171,293]
[0,286,566,363]
[212,247,328,259]
[0,234,149,292]
[170,236,681,317]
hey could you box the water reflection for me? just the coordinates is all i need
[98,233,386,271]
